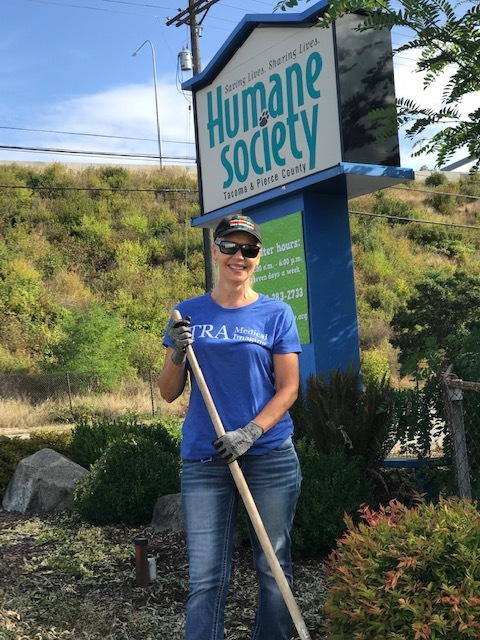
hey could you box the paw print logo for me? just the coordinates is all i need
[259,109,269,127]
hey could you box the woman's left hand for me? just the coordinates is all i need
[213,421,263,463]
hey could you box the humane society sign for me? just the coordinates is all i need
[195,25,342,214]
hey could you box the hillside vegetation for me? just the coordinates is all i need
[0,163,203,386]
[0,162,479,387]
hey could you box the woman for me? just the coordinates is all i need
[159,213,302,640]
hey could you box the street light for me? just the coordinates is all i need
[132,39,163,169]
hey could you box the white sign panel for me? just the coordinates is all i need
[195,25,342,214]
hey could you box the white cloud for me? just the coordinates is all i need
[1,80,195,166]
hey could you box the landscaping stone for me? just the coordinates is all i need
[151,493,184,533]
[2,448,89,514]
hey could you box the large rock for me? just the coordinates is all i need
[2,448,89,514]
[152,493,184,533]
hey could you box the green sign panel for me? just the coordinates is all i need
[254,211,310,343]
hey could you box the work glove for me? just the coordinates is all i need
[168,315,193,366]
[213,421,264,463]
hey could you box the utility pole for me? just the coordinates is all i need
[167,0,219,292]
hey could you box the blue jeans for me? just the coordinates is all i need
[181,437,302,640]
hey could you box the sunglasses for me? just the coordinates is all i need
[214,240,261,258]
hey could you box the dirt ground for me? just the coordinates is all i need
[0,509,329,640]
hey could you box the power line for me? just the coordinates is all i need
[0,144,196,163]
[389,185,480,201]
[350,210,480,231]
[0,125,195,146]
[0,184,198,193]
[0,181,477,202]
[23,0,157,16]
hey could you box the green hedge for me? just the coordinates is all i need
[73,431,181,525]
[292,440,375,556]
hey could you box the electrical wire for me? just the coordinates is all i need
[22,0,157,16]
[0,179,478,208]
[0,184,198,193]
[349,210,480,231]
[389,185,479,201]
[0,126,195,146]
[0,144,196,163]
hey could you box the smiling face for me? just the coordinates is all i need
[212,230,262,285]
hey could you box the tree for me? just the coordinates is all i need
[277,0,480,170]
[391,270,480,377]
[44,303,135,391]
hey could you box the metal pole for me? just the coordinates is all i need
[149,370,156,416]
[132,40,163,169]
[66,372,73,414]
[188,1,215,291]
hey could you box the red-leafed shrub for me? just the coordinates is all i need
[325,499,480,639]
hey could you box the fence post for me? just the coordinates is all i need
[149,370,155,417]
[66,372,73,414]
[441,366,472,499]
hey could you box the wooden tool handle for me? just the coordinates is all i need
[171,310,311,640]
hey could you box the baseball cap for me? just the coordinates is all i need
[213,214,262,244]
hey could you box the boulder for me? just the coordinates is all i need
[151,493,184,533]
[2,448,89,514]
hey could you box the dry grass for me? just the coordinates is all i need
[0,381,189,438]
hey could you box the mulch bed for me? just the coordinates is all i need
[0,509,329,639]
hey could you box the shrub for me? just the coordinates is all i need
[361,350,391,385]
[0,436,38,498]
[292,441,375,556]
[424,171,448,187]
[459,172,480,197]
[430,190,457,215]
[372,191,415,223]
[407,223,474,257]
[73,428,181,525]
[28,429,72,457]
[325,499,480,639]
[293,368,396,470]
[70,415,181,469]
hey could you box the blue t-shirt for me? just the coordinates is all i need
[163,293,302,460]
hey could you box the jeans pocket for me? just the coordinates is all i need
[267,435,294,456]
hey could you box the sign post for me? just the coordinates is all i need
[183,0,414,381]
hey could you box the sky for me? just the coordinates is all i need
[1,0,478,172]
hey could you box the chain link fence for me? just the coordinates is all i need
[441,366,480,500]
[0,371,171,435]
[1,369,479,502]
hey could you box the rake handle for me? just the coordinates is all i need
[171,310,311,640]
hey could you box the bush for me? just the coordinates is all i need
[293,368,396,470]
[430,190,457,215]
[28,429,72,457]
[0,436,37,498]
[70,415,139,468]
[372,191,415,223]
[73,427,181,525]
[292,441,375,556]
[325,499,480,639]
[459,171,480,197]
[360,351,391,385]
[424,171,447,187]
[70,415,181,469]
[407,223,474,257]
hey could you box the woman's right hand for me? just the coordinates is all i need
[168,315,193,366]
